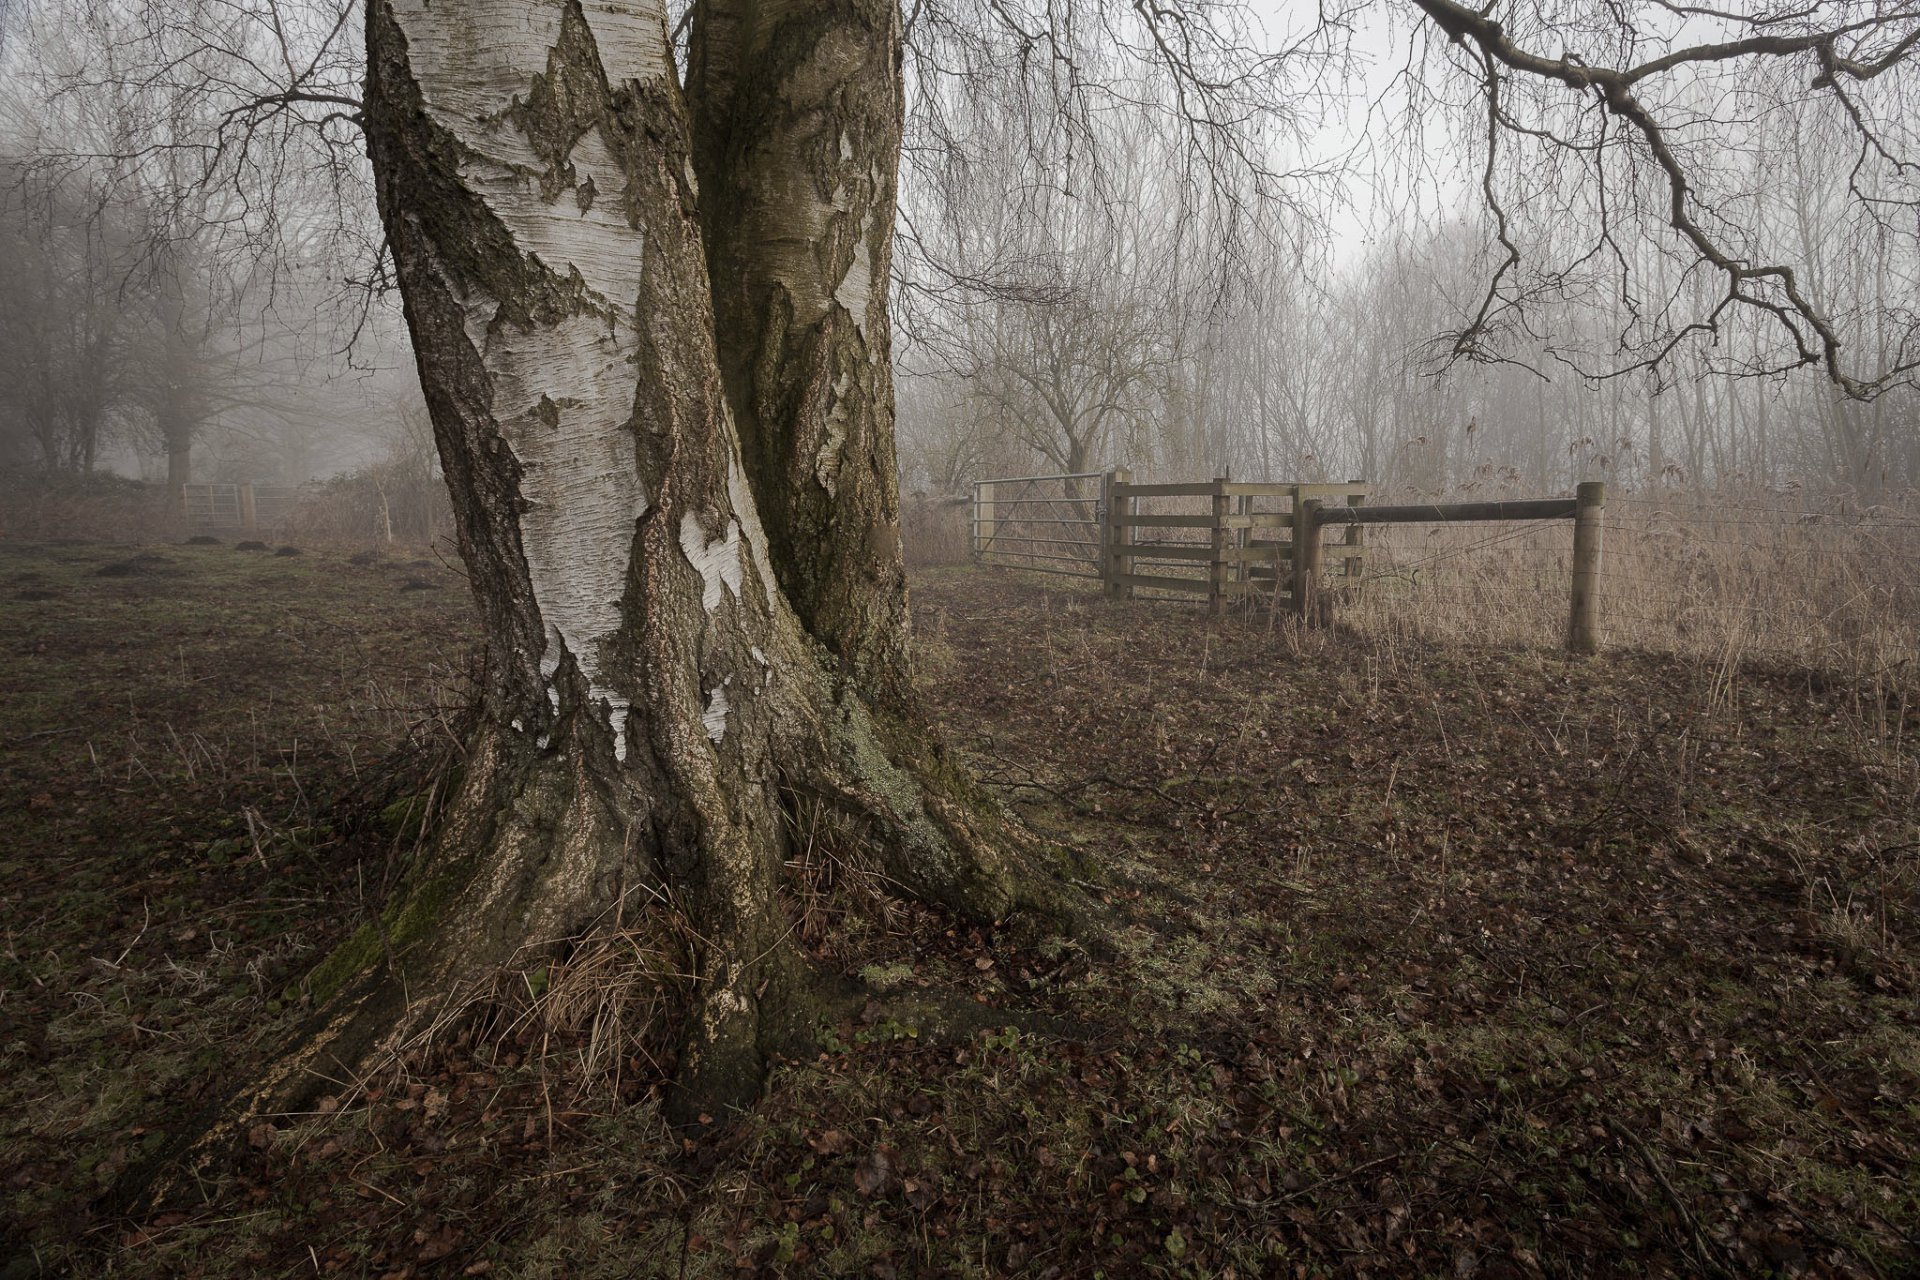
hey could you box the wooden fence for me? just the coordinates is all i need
[1101,472,1370,613]
[973,471,1606,653]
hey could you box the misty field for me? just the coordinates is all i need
[2,537,1918,1277]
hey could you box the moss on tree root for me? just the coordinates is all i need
[294,856,467,1007]
[829,696,1113,945]
[127,665,1107,1212]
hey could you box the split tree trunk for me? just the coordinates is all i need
[133,0,1087,1204]
[680,0,1074,916]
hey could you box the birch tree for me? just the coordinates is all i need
[133,0,1110,1202]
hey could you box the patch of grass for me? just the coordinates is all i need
[0,539,472,1266]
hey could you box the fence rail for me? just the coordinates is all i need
[1102,472,1372,616]
[971,470,1605,653]
[181,483,243,530]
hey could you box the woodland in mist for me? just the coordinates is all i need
[5,0,1917,507]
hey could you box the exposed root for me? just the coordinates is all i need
[115,655,1113,1213]
[816,685,1113,948]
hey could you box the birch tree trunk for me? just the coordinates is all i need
[680,0,1061,915]
[686,0,911,706]
[131,0,1088,1206]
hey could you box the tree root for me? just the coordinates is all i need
[817,686,1113,947]
[112,672,1114,1218]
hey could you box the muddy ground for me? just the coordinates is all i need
[1,542,1915,1277]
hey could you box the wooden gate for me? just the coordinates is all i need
[1104,475,1370,613]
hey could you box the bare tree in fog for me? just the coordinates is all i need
[900,3,1920,497]
[0,164,342,493]
[124,236,328,491]
[1,0,378,489]
[16,0,370,279]
[897,80,1322,485]
[0,161,138,474]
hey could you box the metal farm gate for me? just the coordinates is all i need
[182,483,245,530]
[969,471,1107,579]
[180,482,308,535]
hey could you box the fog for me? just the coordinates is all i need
[5,2,1920,1263]
[4,0,1918,510]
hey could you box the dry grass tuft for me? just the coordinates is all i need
[505,900,692,1091]
[783,795,914,960]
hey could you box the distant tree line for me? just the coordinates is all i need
[897,210,1920,501]
[893,6,1920,504]
[0,156,346,490]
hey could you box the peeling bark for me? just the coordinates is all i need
[359,0,812,1123]
[681,0,1090,936]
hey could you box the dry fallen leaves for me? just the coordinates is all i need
[855,1145,899,1198]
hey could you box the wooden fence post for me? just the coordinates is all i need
[1567,480,1604,654]
[1293,497,1324,620]
[239,484,258,534]
[1235,493,1253,593]
[1103,468,1133,598]
[1343,483,1365,595]
[1208,477,1229,615]
[972,481,995,561]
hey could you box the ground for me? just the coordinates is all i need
[1,543,1916,1277]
